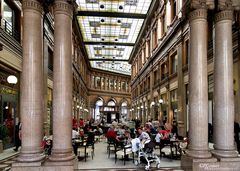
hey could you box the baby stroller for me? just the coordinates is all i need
[134,139,161,170]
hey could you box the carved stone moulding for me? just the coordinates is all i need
[53,0,73,17]
[189,8,207,21]
[22,0,43,13]
[215,10,233,22]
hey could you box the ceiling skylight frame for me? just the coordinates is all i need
[76,0,153,75]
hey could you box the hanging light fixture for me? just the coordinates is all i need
[7,75,18,84]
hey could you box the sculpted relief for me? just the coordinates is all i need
[190,0,215,10]
[232,0,240,10]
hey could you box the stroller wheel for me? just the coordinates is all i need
[145,165,150,170]
[134,160,139,166]
[156,163,160,169]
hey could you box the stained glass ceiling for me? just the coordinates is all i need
[76,0,153,75]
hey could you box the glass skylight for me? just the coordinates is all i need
[91,61,131,75]
[76,0,152,14]
[76,0,153,75]
[86,45,133,60]
[78,16,144,43]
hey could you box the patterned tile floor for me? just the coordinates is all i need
[0,139,182,171]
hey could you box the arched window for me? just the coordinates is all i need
[104,100,115,111]
[95,99,103,120]
[121,101,128,121]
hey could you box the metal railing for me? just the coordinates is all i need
[1,18,20,42]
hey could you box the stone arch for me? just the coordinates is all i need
[106,97,117,106]
[119,98,130,106]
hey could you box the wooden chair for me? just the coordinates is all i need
[115,144,134,165]
[107,137,116,158]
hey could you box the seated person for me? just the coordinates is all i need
[123,129,132,146]
[72,128,79,139]
[94,126,103,135]
[159,123,172,140]
[72,128,80,156]
[106,126,119,142]
[159,123,172,150]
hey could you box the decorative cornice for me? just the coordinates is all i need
[189,8,207,21]
[53,0,73,18]
[215,10,233,22]
[22,0,43,13]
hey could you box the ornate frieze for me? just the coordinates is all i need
[217,0,233,10]
[206,0,215,10]
[232,0,240,10]
[190,0,215,10]
[189,8,207,21]
[215,10,233,22]
[22,0,43,13]
[53,0,73,17]
[190,0,207,9]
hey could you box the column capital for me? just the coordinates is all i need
[190,0,215,10]
[215,10,233,22]
[217,0,233,11]
[22,0,43,13]
[190,0,207,9]
[189,8,208,21]
[53,0,73,18]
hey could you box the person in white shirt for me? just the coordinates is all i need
[72,128,79,139]
[137,127,150,142]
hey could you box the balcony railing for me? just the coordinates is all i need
[1,19,20,42]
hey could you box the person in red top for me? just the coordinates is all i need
[159,123,172,139]
[106,127,119,141]
[79,118,84,128]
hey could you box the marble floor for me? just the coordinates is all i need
[77,139,182,170]
[0,139,182,171]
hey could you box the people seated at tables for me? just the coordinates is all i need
[94,126,103,135]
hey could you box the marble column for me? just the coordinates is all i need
[17,0,45,163]
[212,10,238,158]
[49,0,75,162]
[187,9,211,158]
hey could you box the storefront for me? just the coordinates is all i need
[0,65,20,149]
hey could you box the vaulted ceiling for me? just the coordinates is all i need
[76,0,153,75]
